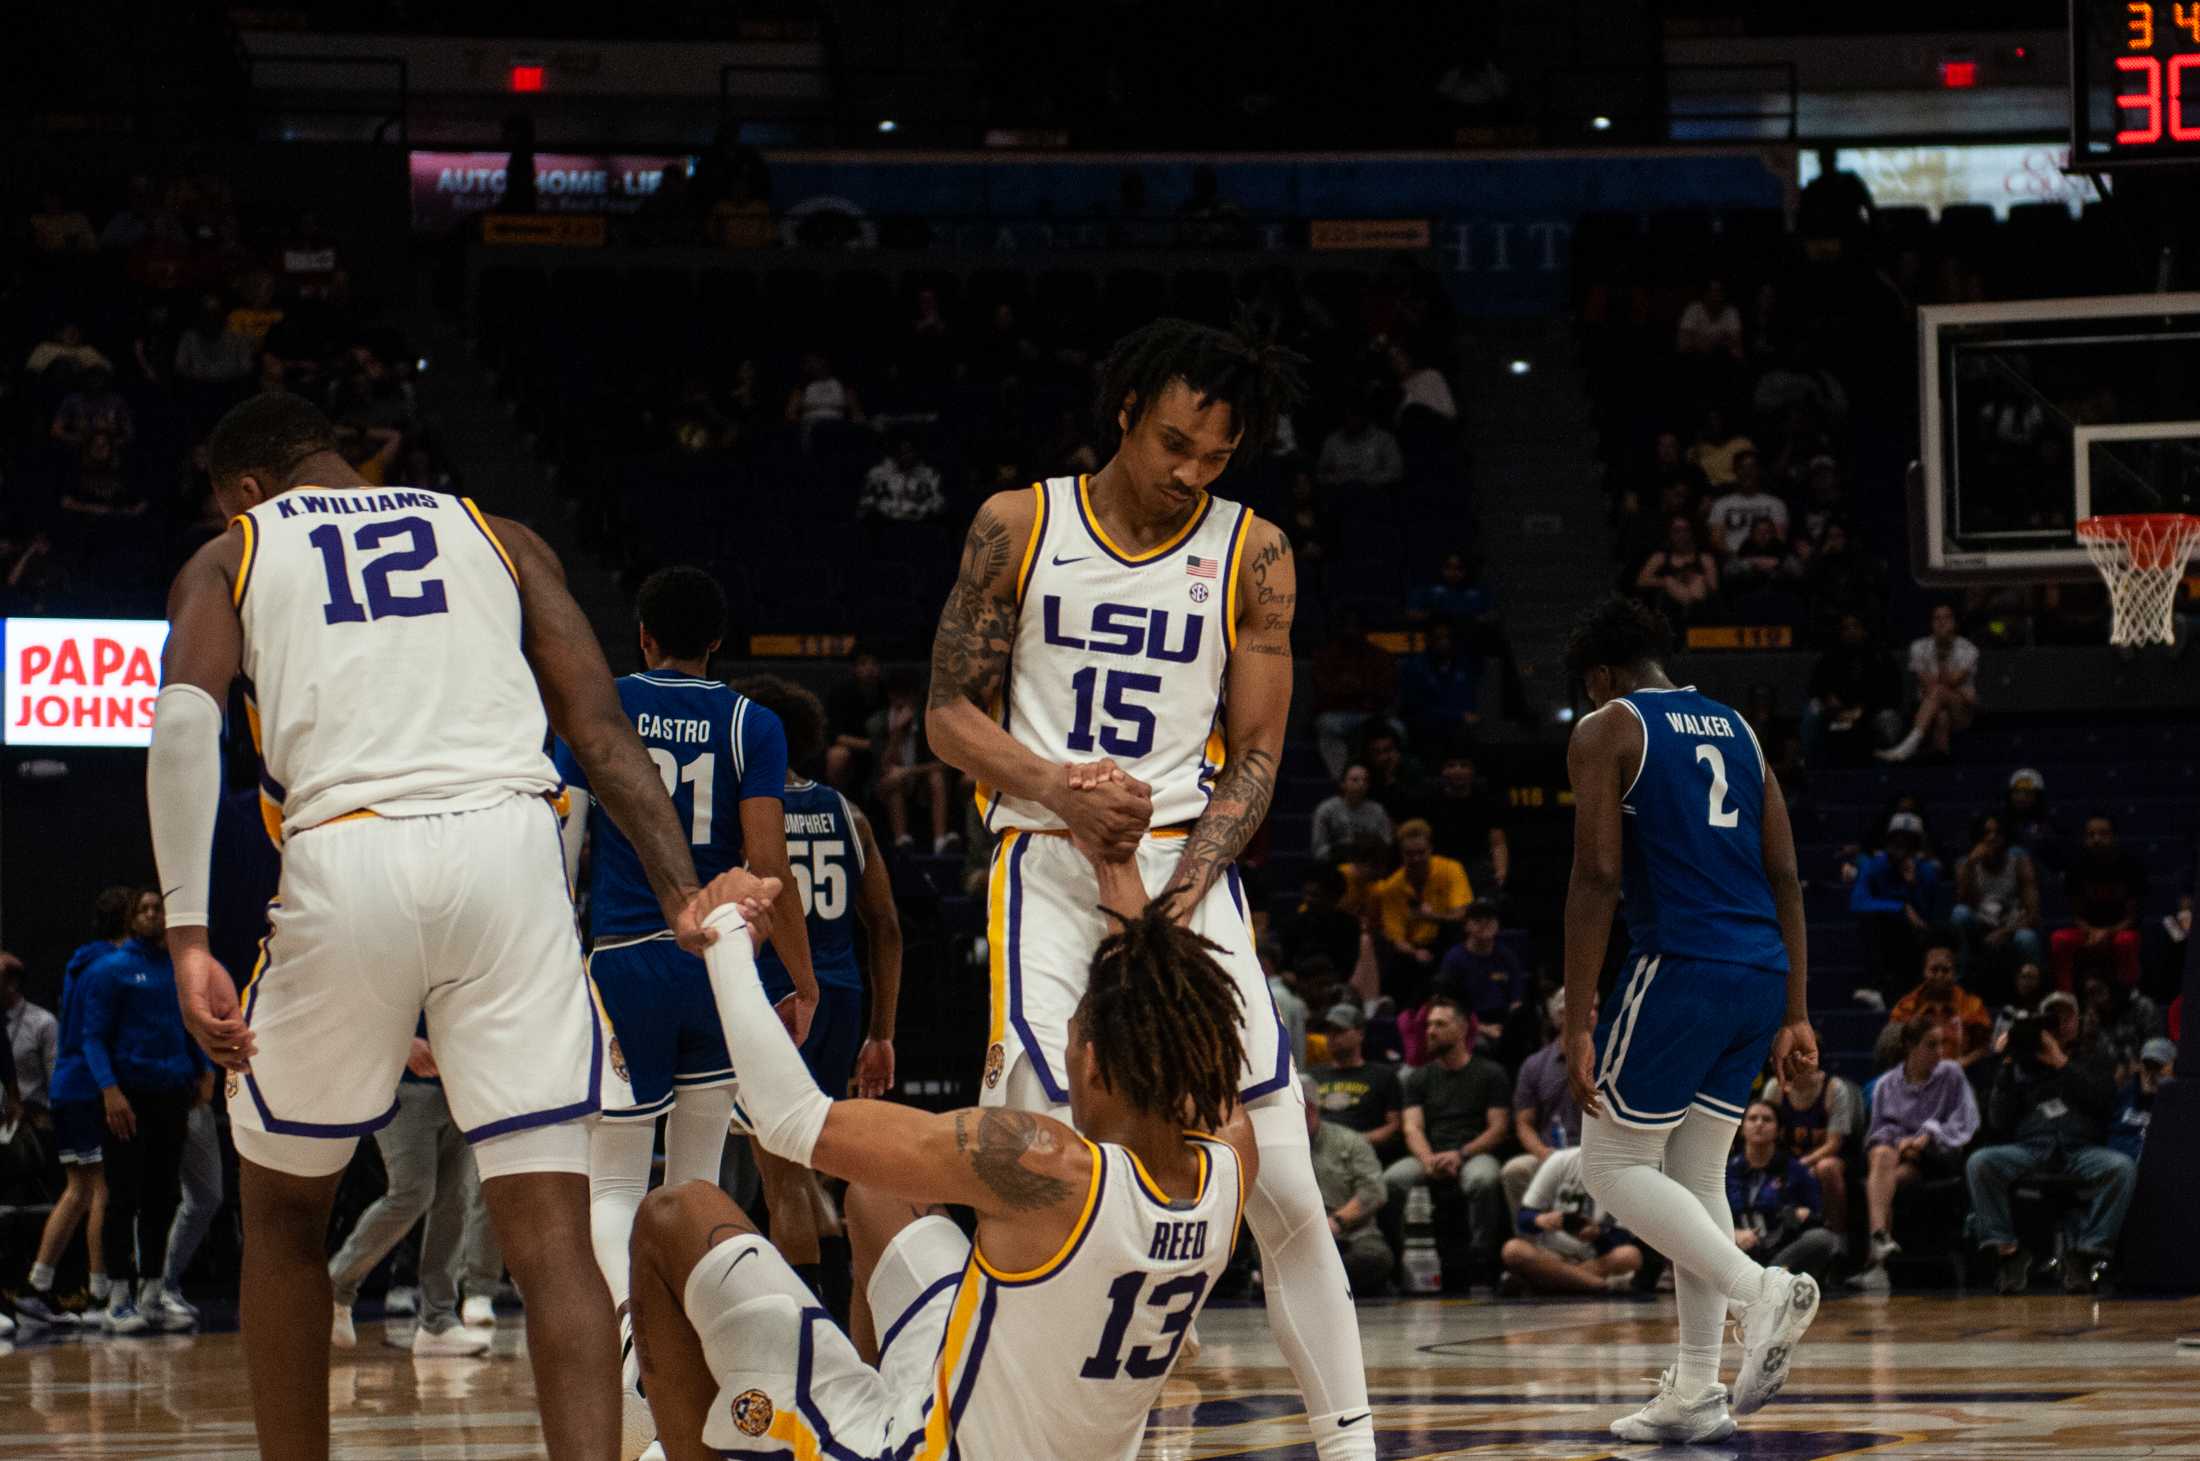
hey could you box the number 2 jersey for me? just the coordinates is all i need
[553,673,787,942]
[233,487,558,842]
[979,475,1251,834]
[943,1133,1243,1460]
[1611,685,1788,973]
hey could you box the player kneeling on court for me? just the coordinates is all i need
[629,844,1256,1461]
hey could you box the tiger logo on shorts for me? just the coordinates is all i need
[225,1073,240,1101]
[983,1041,1005,1090]
[608,1036,629,1083]
[730,1388,774,1437]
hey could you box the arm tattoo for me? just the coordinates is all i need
[955,1108,1071,1211]
[1169,746,1280,908]
[927,506,1019,712]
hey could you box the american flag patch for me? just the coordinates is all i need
[1185,555,1219,579]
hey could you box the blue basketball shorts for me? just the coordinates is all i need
[54,1098,105,1165]
[590,935,733,1122]
[1591,953,1787,1130]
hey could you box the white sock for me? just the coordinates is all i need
[589,1118,656,1313]
[29,1262,55,1292]
[89,1274,111,1301]
[1581,1113,1764,1313]
[1243,1099,1375,1461]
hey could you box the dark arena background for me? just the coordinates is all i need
[0,2,2197,1457]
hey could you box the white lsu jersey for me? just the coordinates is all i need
[940,1134,1243,1460]
[233,486,558,842]
[979,475,1251,833]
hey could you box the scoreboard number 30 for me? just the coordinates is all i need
[2118,3,2200,142]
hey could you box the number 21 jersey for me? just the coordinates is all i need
[1612,686,1787,972]
[980,476,1251,833]
[233,487,558,842]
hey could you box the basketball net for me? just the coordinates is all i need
[2075,514,2200,647]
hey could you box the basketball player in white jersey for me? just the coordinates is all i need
[925,317,1374,1458]
[147,394,773,1458]
[628,843,1254,1460]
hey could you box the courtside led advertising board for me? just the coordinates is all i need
[2,618,168,748]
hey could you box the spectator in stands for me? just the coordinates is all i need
[1802,519,1889,631]
[80,891,206,1332]
[29,189,96,253]
[225,272,283,351]
[1761,1060,1861,1236]
[1310,608,1400,780]
[1389,339,1458,426]
[1887,941,1994,1068]
[2077,969,2164,1068]
[824,649,886,790]
[785,350,864,448]
[1,953,57,1123]
[1633,515,1720,623]
[1990,960,2050,1050]
[1371,821,1471,993]
[1953,813,2045,977]
[1968,1008,2134,1293]
[1415,745,1510,893]
[1686,405,1754,489]
[2109,1036,2175,1162]
[52,367,135,450]
[858,434,947,529]
[1397,620,1480,746]
[1617,475,1703,574]
[1728,1101,1844,1282]
[1315,400,1404,493]
[1796,455,1848,544]
[2053,814,2148,990]
[172,293,254,393]
[1723,515,1805,626]
[1861,1015,1980,1276]
[1303,1073,1394,1296]
[1704,449,1787,556]
[1312,764,1395,863]
[1309,1004,1404,1160]
[1282,865,1366,975]
[1802,611,1904,766]
[2002,767,2065,869]
[61,431,146,521]
[1878,603,1979,763]
[1502,992,1580,1210]
[1385,997,1510,1291]
[1501,1146,1642,1295]
[1676,278,1744,361]
[26,319,111,378]
[1405,551,1493,629]
[1852,812,1940,1002]
[1360,726,1429,818]
[869,669,956,854]
[1437,901,1522,1044]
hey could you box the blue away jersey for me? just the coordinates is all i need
[1612,686,1787,973]
[554,673,787,941]
[759,777,865,996]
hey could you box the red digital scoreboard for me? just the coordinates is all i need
[2074,1,2200,162]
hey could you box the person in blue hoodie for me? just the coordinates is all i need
[16,886,134,1327]
[78,889,210,1333]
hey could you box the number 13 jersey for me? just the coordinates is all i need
[234,487,558,843]
[980,476,1252,834]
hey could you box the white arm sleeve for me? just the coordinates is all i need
[560,788,592,896]
[703,905,831,1166]
[147,684,224,929]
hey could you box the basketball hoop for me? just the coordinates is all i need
[2074,514,2200,647]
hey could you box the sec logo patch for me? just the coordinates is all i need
[1189,581,1210,603]
[983,1041,1005,1089]
[731,1388,774,1437]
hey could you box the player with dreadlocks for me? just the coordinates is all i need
[924,313,1377,1459]
[625,843,1257,1460]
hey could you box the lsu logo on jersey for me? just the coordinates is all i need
[730,1388,774,1437]
[984,1041,1005,1089]
[1038,597,1205,663]
[608,1036,630,1083]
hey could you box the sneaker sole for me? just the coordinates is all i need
[1612,1413,1738,1443]
[1734,1274,1820,1416]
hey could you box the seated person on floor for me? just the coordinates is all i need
[1499,1146,1643,1296]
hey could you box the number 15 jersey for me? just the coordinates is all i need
[980,476,1252,834]
[234,487,558,843]
[1612,685,1787,972]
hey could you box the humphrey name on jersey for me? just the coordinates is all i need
[785,810,839,836]
[1663,710,1739,739]
[635,713,714,745]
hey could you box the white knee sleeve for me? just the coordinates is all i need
[590,1118,655,1310]
[665,1087,735,1188]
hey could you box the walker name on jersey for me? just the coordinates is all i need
[1147,1219,1211,1263]
[1040,596,1205,662]
[268,490,446,519]
[1663,711,1738,739]
[636,714,713,745]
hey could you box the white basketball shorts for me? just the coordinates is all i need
[228,793,603,1177]
[976,829,1291,1113]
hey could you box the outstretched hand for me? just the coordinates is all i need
[690,870,783,953]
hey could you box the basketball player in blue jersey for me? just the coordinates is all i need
[553,566,818,1453]
[926,318,1374,1459]
[735,675,904,1295]
[1558,597,1823,1442]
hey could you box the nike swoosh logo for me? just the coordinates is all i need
[1337,1412,1370,1427]
[717,1246,758,1290]
[162,887,182,901]
[1051,553,1089,566]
